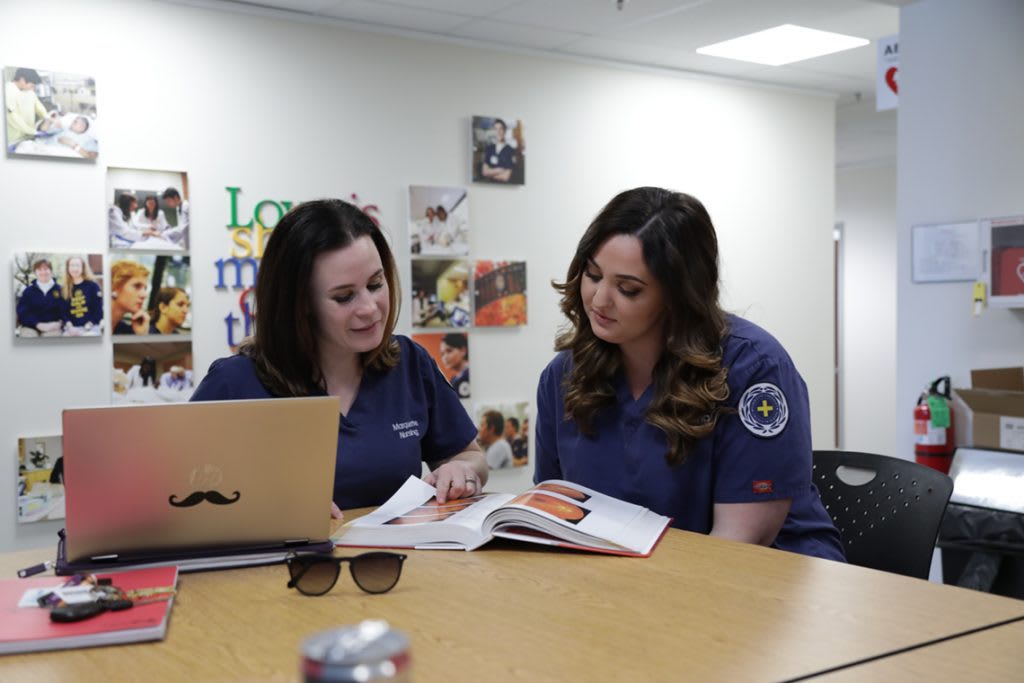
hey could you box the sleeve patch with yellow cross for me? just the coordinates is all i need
[738,382,789,438]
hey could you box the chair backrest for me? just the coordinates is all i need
[812,450,953,579]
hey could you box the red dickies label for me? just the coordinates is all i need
[752,480,774,494]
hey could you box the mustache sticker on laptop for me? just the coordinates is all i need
[168,490,242,507]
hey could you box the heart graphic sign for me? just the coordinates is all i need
[877,35,899,111]
[885,67,898,95]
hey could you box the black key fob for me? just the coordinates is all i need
[104,598,134,611]
[50,601,106,623]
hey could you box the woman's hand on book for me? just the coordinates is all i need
[423,461,480,504]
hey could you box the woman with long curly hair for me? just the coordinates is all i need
[535,187,843,560]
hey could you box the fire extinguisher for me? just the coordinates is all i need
[914,376,956,474]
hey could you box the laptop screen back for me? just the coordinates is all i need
[62,396,338,562]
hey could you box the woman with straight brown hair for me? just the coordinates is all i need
[192,199,486,514]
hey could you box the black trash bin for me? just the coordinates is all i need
[938,447,1024,599]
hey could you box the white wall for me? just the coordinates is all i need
[0,0,837,552]
[896,0,1024,461]
[837,162,898,455]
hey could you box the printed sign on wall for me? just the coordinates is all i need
[876,34,898,112]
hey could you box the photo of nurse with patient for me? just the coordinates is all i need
[4,66,98,159]
[190,198,488,517]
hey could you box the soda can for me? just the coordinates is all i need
[301,620,411,683]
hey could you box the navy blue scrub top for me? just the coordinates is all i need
[191,335,478,509]
[535,315,845,561]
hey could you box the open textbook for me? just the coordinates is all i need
[333,476,672,557]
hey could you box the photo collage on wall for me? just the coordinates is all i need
[8,75,538,526]
[107,167,195,405]
[7,64,99,524]
[410,119,530,468]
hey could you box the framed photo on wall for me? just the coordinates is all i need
[474,260,527,326]
[4,66,97,159]
[17,434,65,524]
[112,340,195,404]
[475,401,529,469]
[13,252,104,339]
[412,331,470,399]
[110,253,192,337]
[408,185,470,256]
[411,259,471,328]
[106,167,190,251]
[471,115,525,185]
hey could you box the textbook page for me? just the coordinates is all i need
[484,480,671,555]
[335,477,513,550]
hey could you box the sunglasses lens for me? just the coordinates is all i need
[350,553,404,594]
[290,557,340,596]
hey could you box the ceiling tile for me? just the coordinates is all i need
[785,43,877,78]
[451,18,584,50]
[235,0,341,12]
[603,0,894,50]
[375,0,523,18]
[794,4,899,39]
[561,36,756,77]
[317,0,472,31]
[744,63,872,92]
[489,0,705,35]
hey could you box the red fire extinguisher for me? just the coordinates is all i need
[914,376,956,474]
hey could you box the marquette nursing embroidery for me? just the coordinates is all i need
[738,383,788,438]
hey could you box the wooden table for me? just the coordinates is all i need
[1,514,1022,683]
[809,619,1024,682]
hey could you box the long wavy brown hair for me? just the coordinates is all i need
[240,199,400,397]
[553,187,730,466]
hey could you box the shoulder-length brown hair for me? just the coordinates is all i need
[553,187,730,466]
[241,198,400,397]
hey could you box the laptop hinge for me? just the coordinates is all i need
[284,538,310,546]
[89,554,119,562]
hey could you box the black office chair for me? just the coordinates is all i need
[812,450,953,580]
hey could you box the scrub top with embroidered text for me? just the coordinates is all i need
[191,335,478,509]
[535,315,845,561]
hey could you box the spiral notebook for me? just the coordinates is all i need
[58,397,339,573]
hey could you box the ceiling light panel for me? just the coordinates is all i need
[696,24,869,66]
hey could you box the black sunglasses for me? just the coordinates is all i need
[286,552,407,596]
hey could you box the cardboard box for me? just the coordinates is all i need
[971,367,1024,392]
[953,367,1024,453]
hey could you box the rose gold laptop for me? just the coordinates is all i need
[60,397,338,570]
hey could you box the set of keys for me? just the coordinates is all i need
[36,573,176,623]
[51,593,134,623]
